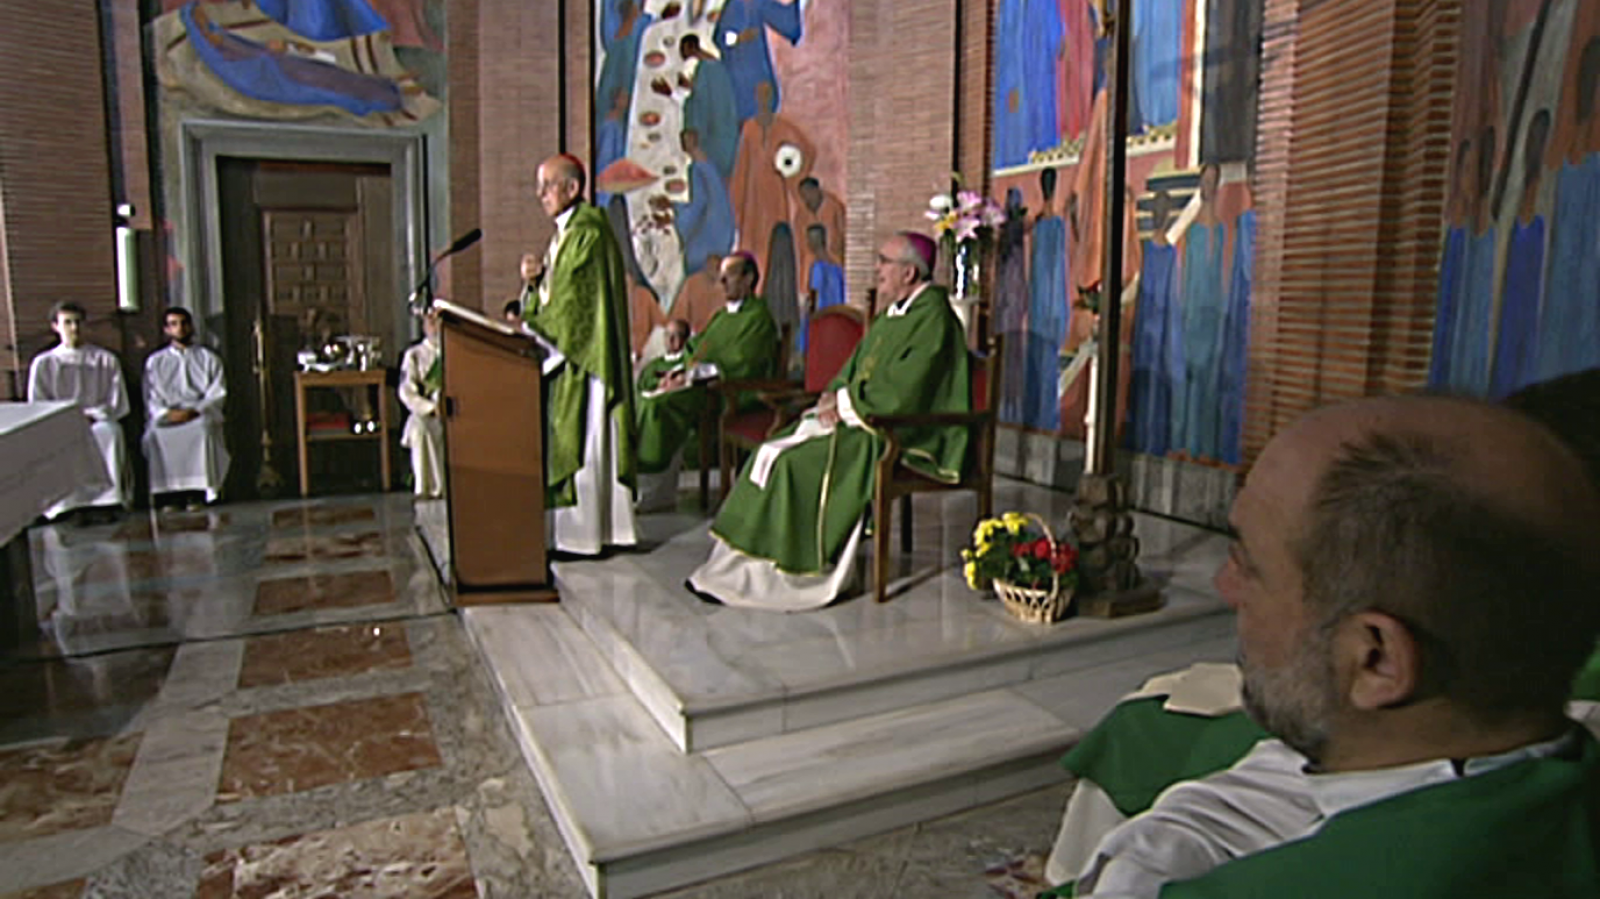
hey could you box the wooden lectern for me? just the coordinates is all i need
[433,300,556,602]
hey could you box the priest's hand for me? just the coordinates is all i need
[817,407,841,428]
[162,408,200,425]
[661,370,689,391]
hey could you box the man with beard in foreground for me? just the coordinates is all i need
[1064,395,1600,898]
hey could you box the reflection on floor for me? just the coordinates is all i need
[0,487,1233,897]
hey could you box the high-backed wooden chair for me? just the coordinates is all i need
[695,322,790,508]
[715,303,868,503]
[865,334,1003,603]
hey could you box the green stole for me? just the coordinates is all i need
[523,202,636,507]
[710,285,969,573]
[1160,730,1600,898]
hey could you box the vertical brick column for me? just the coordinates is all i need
[0,2,119,395]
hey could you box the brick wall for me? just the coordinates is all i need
[1242,0,1457,464]
[0,1,119,396]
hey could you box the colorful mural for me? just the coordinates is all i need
[990,0,1262,467]
[594,0,849,356]
[1430,0,1600,399]
[151,0,443,125]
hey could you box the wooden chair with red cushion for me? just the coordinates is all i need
[695,321,790,509]
[865,334,1003,603]
[714,303,869,504]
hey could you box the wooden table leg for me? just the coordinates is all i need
[295,373,310,498]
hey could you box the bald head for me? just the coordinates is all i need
[1274,396,1600,723]
[536,155,586,218]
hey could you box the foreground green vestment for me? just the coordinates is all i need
[709,285,969,574]
[636,297,778,473]
[1157,730,1600,898]
[523,202,636,507]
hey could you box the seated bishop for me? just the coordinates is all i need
[687,232,969,611]
[636,252,779,510]
[143,307,230,505]
[27,301,131,520]
[398,310,444,499]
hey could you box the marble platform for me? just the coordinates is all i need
[453,477,1237,897]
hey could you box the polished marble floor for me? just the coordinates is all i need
[0,489,1219,897]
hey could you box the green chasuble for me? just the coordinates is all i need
[1159,730,1600,899]
[523,202,636,507]
[710,285,969,574]
[636,297,778,473]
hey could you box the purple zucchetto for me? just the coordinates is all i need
[899,231,938,276]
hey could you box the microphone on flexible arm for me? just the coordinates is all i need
[408,228,484,315]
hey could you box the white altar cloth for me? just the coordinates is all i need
[0,402,106,544]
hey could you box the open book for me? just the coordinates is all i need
[430,298,520,336]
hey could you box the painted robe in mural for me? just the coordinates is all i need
[798,260,846,357]
[993,0,1029,168]
[635,298,777,473]
[682,55,741,183]
[997,210,1031,424]
[712,0,803,123]
[597,1,650,133]
[1427,225,1466,390]
[1059,0,1097,142]
[1536,158,1600,381]
[1023,0,1066,157]
[1219,208,1255,465]
[730,112,814,335]
[690,287,969,610]
[1130,237,1181,456]
[1451,227,1498,395]
[793,189,847,297]
[674,158,736,279]
[1132,0,1183,131]
[1027,213,1070,432]
[1175,221,1226,460]
[1490,216,1544,399]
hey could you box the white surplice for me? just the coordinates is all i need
[398,338,445,498]
[27,344,131,515]
[143,343,230,502]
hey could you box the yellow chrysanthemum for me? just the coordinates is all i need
[963,560,979,590]
[1001,511,1029,534]
[973,519,1002,544]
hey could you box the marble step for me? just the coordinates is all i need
[462,604,1079,899]
[556,545,1235,753]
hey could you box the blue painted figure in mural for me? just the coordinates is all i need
[673,129,736,280]
[712,0,803,126]
[252,0,389,41]
[680,33,740,184]
[1026,168,1070,432]
[1129,191,1182,456]
[596,0,651,141]
[1219,201,1255,465]
[1536,36,1600,382]
[993,0,1029,168]
[996,188,1031,424]
[1023,0,1066,158]
[595,88,629,208]
[1173,164,1227,460]
[1428,139,1473,390]
[179,1,403,115]
[1490,110,1551,399]
[1451,126,1499,395]
[1132,0,1182,132]
[798,225,845,357]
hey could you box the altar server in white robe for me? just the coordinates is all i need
[27,301,130,519]
[398,310,445,498]
[143,307,230,504]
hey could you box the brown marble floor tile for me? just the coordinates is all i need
[0,649,174,724]
[238,624,412,688]
[0,734,142,844]
[113,511,232,541]
[217,693,441,801]
[195,808,474,898]
[271,506,377,529]
[71,544,217,586]
[0,880,86,899]
[252,570,394,616]
[261,530,385,563]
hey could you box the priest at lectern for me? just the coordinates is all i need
[522,154,638,556]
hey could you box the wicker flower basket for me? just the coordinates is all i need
[993,513,1075,624]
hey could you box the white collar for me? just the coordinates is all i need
[554,204,577,233]
[886,282,933,317]
[662,349,684,362]
[725,297,745,314]
[1304,729,1579,820]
